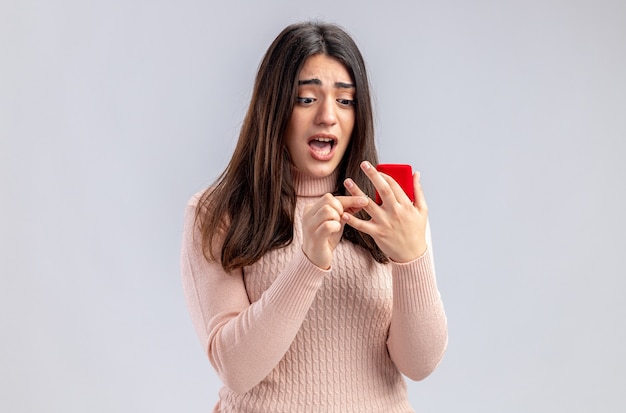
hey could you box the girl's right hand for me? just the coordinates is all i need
[301,194,368,269]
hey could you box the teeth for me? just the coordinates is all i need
[309,137,334,156]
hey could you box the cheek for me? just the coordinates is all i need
[342,107,355,126]
[343,113,356,137]
[285,112,304,139]
[340,116,355,156]
[284,130,305,163]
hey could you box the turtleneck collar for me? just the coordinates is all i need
[292,167,339,197]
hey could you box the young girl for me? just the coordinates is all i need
[181,21,448,413]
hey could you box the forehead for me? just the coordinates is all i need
[298,54,353,82]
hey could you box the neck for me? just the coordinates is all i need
[292,167,339,197]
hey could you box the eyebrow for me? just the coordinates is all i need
[298,79,355,89]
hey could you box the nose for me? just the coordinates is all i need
[314,97,337,126]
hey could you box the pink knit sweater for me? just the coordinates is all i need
[181,170,448,413]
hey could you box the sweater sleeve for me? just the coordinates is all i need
[180,196,329,394]
[386,221,448,381]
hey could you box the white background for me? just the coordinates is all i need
[2,0,625,411]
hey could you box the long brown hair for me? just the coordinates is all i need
[196,21,387,272]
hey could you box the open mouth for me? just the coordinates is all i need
[308,135,337,159]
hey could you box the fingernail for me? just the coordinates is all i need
[344,178,354,188]
[357,196,368,206]
[361,161,371,170]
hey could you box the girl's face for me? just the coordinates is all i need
[284,54,355,179]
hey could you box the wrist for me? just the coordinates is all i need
[389,243,427,264]
[302,246,331,270]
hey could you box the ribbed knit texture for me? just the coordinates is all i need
[181,169,448,413]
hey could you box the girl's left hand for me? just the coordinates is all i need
[343,161,428,263]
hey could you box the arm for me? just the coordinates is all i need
[180,197,328,394]
[386,224,448,380]
[344,161,448,379]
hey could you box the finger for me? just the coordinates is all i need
[343,212,377,236]
[335,195,368,212]
[313,194,366,220]
[311,193,344,216]
[343,178,371,207]
[343,178,367,197]
[343,178,380,217]
[315,218,342,237]
[361,161,395,204]
[413,171,428,211]
[313,203,342,224]
[379,173,412,204]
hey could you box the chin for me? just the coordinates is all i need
[303,163,337,179]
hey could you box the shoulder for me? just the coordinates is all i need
[186,189,206,209]
[183,188,213,232]
[184,185,229,237]
[186,185,217,211]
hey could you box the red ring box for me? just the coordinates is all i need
[375,164,415,204]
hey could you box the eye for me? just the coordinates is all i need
[296,97,316,105]
[337,98,356,107]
